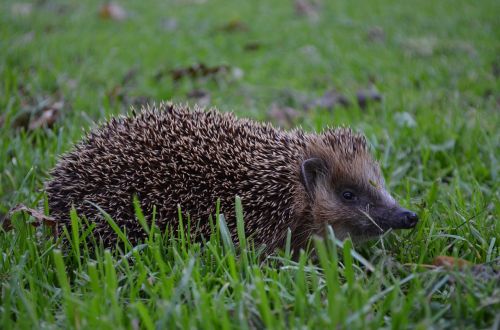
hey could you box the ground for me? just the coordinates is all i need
[0,0,499,328]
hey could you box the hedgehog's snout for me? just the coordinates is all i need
[399,210,419,228]
[385,207,419,229]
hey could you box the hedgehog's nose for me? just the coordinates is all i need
[402,211,419,228]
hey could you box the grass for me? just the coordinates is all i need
[1,0,499,328]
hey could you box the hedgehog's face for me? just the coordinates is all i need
[300,155,418,241]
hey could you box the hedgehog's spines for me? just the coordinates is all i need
[44,103,385,252]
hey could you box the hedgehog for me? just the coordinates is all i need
[45,102,418,252]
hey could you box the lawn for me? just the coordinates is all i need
[1,0,499,328]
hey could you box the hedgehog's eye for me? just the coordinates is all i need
[342,191,357,202]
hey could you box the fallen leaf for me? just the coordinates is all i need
[367,26,385,43]
[308,89,350,110]
[268,103,301,128]
[7,204,58,234]
[433,256,471,269]
[218,19,249,33]
[29,100,63,130]
[169,63,230,82]
[356,86,382,109]
[187,89,211,107]
[12,97,64,131]
[99,2,127,21]
[28,107,60,130]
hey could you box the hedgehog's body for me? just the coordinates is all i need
[46,103,418,251]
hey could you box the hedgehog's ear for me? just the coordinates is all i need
[300,158,328,199]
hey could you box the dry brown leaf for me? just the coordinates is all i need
[28,100,63,130]
[99,2,127,21]
[7,204,58,234]
[12,98,64,131]
[169,63,230,82]
[432,256,472,269]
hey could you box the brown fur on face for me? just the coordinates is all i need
[297,129,417,243]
